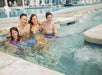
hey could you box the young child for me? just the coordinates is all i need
[7,27,22,46]
[42,12,57,38]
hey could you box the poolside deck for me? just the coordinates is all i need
[0,52,64,75]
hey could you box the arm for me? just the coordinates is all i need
[40,21,46,34]
[53,23,57,35]
[24,24,30,34]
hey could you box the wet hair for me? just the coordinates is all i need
[28,14,39,33]
[28,14,37,25]
[46,12,53,18]
[10,27,21,41]
[19,13,27,19]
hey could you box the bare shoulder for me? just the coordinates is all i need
[42,21,46,25]
[52,22,54,24]
[17,25,20,28]
[51,22,55,26]
[17,25,20,30]
[42,21,46,23]
[24,24,30,28]
[38,21,43,25]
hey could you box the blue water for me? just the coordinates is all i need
[0,3,102,18]
[0,8,102,75]
[0,6,67,18]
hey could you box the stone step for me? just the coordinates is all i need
[0,52,64,75]
[83,24,102,44]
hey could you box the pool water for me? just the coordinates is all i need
[0,3,102,18]
[0,8,102,75]
[0,6,67,18]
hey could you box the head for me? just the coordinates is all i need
[46,12,53,21]
[19,13,27,26]
[10,27,20,41]
[29,14,38,25]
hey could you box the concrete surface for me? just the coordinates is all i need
[83,24,102,44]
[0,52,64,75]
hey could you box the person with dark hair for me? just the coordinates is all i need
[8,27,21,46]
[28,14,47,45]
[42,12,57,38]
[29,14,43,34]
[5,13,30,44]
[17,13,30,36]
[45,12,53,18]
[19,13,27,19]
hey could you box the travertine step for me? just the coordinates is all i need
[83,24,102,44]
[0,52,64,75]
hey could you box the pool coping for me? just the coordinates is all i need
[0,51,65,75]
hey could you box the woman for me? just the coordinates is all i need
[29,14,43,34]
[29,14,47,45]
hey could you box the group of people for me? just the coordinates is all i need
[4,12,57,48]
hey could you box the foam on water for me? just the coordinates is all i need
[74,47,102,64]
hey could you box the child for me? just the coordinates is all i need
[42,12,57,38]
[7,27,22,46]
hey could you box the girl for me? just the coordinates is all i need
[8,27,22,46]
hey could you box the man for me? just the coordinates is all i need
[6,14,30,40]
[17,13,30,36]
[42,12,57,38]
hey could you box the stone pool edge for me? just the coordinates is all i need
[0,52,64,75]
[83,24,102,44]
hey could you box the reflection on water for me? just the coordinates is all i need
[0,8,102,75]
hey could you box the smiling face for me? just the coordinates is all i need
[31,16,38,24]
[11,30,18,39]
[20,16,28,26]
[46,15,53,22]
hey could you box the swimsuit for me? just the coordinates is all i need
[45,33,55,38]
[10,40,18,46]
[17,39,37,47]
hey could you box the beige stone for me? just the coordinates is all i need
[0,52,64,75]
[83,24,102,44]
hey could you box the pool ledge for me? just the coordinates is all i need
[0,52,64,75]
[83,24,102,44]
